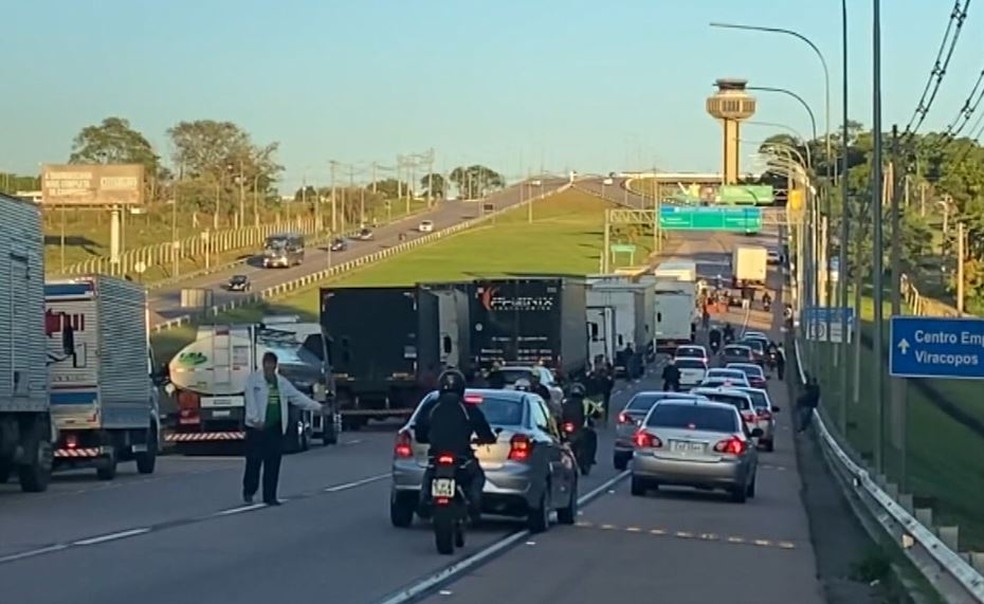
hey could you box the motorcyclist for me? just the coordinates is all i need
[415,369,498,521]
[723,323,735,343]
[560,383,601,466]
[661,358,681,392]
[762,291,773,307]
[708,327,722,353]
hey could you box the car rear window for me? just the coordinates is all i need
[724,346,750,357]
[708,369,743,379]
[412,393,526,426]
[625,393,677,412]
[701,392,752,411]
[731,365,763,377]
[741,340,765,352]
[646,404,739,433]
[740,390,769,409]
[677,348,703,357]
[675,359,706,370]
[489,369,532,385]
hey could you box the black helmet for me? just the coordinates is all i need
[437,369,467,396]
[568,383,586,398]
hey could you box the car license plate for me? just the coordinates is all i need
[212,410,231,418]
[669,440,704,454]
[431,478,455,498]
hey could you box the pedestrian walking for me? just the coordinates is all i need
[796,376,821,433]
[243,351,326,505]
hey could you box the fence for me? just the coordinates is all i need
[793,271,984,603]
[151,184,571,333]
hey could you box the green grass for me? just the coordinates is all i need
[150,190,659,364]
[44,199,430,283]
[808,292,984,549]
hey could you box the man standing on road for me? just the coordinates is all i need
[243,352,327,506]
[797,376,821,433]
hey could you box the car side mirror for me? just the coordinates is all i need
[750,428,764,438]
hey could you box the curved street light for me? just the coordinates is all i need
[745,86,819,143]
[746,121,813,168]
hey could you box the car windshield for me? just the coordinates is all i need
[729,364,763,378]
[231,275,246,283]
[700,392,752,411]
[737,389,769,409]
[675,359,706,370]
[646,404,739,433]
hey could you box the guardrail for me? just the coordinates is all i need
[793,332,984,603]
[151,185,571,334]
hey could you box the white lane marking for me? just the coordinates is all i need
[373,470,630,604]
[0,544,69,564]
[342,439,364,446]
[213,503,266,516]
[73,528,151,546]
[324,473,388,492]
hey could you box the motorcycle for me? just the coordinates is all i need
[427,453,470,555]
[561,421,595,476]
[763,299,772,312]
[709,338,721,354]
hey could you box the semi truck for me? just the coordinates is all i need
[586,279,650,375]
[166,316,335,453]
[652,279,697,354]
[732,245,768,287]
[44,275,162,480]
[652,259,698,283]
[417,282,472,374]
[470,278,588,378]
[0,194,55,492]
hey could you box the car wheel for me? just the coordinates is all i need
[390,492,416,528]
[730,484,748,503]
[527,485,551,533]
[556,479,578,525]
[630,475,648,497]
[747,473,756,499]
[764,439,775,452]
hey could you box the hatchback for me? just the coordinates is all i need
[630,399,760,503]
[613,391,707,470]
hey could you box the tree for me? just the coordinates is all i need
[167,120,283,223]
[419,172,447,199]
[365,178,410,199]
[0,173,40,195]
[69,117,161,196]
[448,165,504,199]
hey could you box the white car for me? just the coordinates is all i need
[674,357,708,390]
[418,220,434,233]
[491,365,564,417]
[675,344,708,364]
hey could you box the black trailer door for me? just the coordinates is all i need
[470,279,561,369]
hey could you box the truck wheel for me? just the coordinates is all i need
[96,447,118,481]
[0,461,10,484]
[136,426,158,474]
[17,420,53,493]
[322,420,338,446]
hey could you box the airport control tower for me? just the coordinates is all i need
[706,79,756,185]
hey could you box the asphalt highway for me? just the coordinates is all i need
[418,233,825,603]
[572,176,650,209]
[147,177,570,326]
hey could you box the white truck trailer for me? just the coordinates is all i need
[732,245,768,287]
[0,194,55,492]
[652,259,698,283]
[652,279,697,353]
[45,275,162,480]
[165,317,336,454]
[586,278,650,369]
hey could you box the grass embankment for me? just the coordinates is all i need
[44,200,429,283]
[150,190,661,363]
[809,292,984,549]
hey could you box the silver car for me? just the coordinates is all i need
[690,387,758,434]
[730,386,779,451]
[390,389,578,531]
[630,399,761,503]
[613,391,707,470]
[700,368,750,388]
[489,366,564,418]
[720,344,754,366]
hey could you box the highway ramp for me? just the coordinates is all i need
[147,178,569,327]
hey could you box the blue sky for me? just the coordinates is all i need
[1,0,981,192]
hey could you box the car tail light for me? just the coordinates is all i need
[65,433,78,448]
[617,412,631,424]
[633,430,662,448]
[714,436,746,455]
[463,394,484,404]
[436,453,455,465]
[394,430,413,458]
[741,411,756,422]
[757,410,772,420]
[562,421,575,433]
[508,434,532,461]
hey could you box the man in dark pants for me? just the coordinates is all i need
[243,352,326,505]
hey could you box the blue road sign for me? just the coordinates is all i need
[889,316,984,379]
[803,306,855,343]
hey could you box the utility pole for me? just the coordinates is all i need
[238,159,246,228]
[870,0,885,475]
[889,124,907,490]
[330,161,338,233]
[396,155,404,205]
[957,222,966,315]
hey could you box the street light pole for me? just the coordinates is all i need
[870,0,886,475]
[838,0,851,436]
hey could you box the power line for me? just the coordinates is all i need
[938,65,984,144]
[903,0,972,138]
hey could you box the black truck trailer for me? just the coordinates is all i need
[320,286,421,429]
[469,277,588,379]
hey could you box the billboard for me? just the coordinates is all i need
[41,164,145,206]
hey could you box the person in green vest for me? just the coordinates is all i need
[243,351,326,505]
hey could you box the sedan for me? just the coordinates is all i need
[329,238,347,252]
[730,387,779,451]
[418,220,434,233]
[675,344,708,364]
[738,338,767,365]
[226,274,250,292]
[630,399,760,503]
[357,228,374,241]
[613,391,707,470]
[701,368,750,388]
[726,362,768,389]
[675,358,708,390]
[487,366,565,418]
[720,344,754,366]
[390,389,578,532]
[691,387,759,434]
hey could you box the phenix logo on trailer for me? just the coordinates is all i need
[478,285,554,312]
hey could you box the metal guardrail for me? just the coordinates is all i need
[151,184,571,333]
[793,337,984,603]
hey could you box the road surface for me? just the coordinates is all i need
[147,178,569,326]
[0,229,826,604]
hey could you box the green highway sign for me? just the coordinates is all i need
[609,244,637,253]
[719,185,774,205]
[659,206,762,232]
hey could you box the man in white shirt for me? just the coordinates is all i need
[242,352,326,505]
